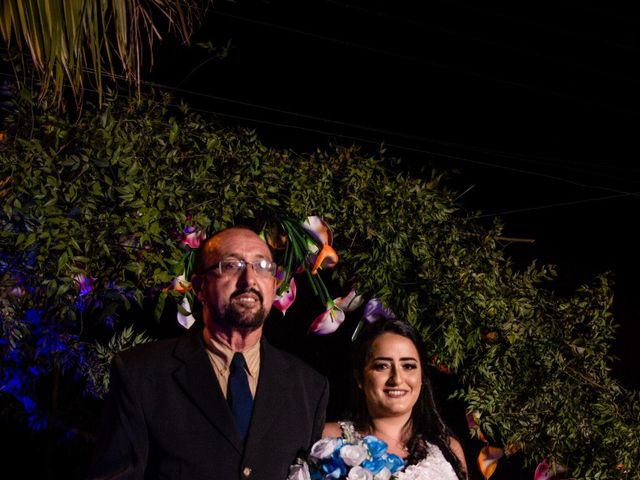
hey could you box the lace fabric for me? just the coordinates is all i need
[338,421,459,480]
[394,442,458,480]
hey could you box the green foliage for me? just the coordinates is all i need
[0,0,207,106]
[1,90,638,478]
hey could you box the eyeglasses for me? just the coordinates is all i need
[202,259,277,278]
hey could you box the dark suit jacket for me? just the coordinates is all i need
[87,331,329,480]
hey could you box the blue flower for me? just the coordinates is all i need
[363,435,388,458]
[322,453,347,478]
[288,432,406,480]
[361,457,386,474]
[384,453,405,473]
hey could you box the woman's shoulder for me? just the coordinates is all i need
[321,422,343,438]
[322,420,359,437]
[447,436,467,478]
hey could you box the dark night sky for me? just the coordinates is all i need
[148,0,640,389]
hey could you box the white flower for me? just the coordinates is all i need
[340,444,369,467]
[287,462,311,480]
[374,467,392,480]
[310,437,341,460]
[177,296,196,329]
[347,466,374,480]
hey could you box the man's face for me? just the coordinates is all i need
[198,228,277,331]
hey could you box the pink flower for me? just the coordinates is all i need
[181,226,206,249]
[309,290,363,335]
[309,305,345,335]
[273,277,297,315]
[334,290,364,312]
[534,460,568,480]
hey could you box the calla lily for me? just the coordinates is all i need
[164,274,191,294]
[177,296,196,329]
[334,290,364,312]
[309,303,345,335]
[72,273,95,297]
[311,243,339,275]
[465,410,488,443]
[303,216,333,247]
[303,216,339,274]
[534,460,568,480]
[350,297,394,341]
[181,226,206,249]
[363,298,395,323]
[477,445,503,479]
[309,290,362,335]
[273,277,297,315]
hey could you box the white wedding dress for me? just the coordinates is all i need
[339,421,459,480]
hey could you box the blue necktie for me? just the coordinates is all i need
[228,352,253,442]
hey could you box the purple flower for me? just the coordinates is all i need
[72,273,95,297]
[363,298,395,324]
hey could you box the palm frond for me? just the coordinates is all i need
[0,0,209,106]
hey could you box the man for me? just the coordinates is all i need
[87,227,329,479]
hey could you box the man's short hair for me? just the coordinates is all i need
[193,225,269,275]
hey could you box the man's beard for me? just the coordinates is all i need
[219,289,267,331]
[222,303,266,330]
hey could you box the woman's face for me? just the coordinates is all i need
[361,332,423,419]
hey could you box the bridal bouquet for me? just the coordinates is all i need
[287,434,405,480]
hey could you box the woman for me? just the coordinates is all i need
[323,318,468,479]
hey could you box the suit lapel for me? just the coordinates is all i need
[171,331,243,454]
[245,340,287,449]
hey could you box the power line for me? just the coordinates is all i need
[477,191,638,218]
[207,7,638,116]
[2,67,637,201]
[3,68,638,220]
[136,78,640,197]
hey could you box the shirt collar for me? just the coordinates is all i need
[204,329,261,378]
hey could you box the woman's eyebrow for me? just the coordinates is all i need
[370,356,418,362]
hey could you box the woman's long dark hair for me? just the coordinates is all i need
[349,318,466,480]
